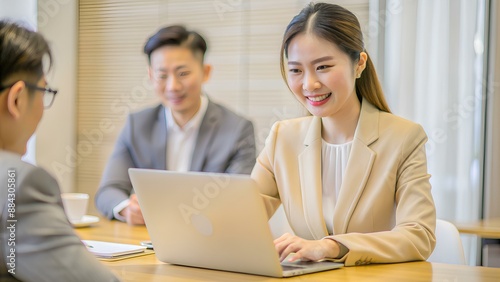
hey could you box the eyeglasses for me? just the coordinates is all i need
[0,81,58,108]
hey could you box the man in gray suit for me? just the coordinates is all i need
[0,21,119,281]
[95,25,256,225]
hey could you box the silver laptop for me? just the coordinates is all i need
[129,168,343,277]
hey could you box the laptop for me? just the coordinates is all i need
[128,168,344,277]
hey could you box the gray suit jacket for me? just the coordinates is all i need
[95,99,256,219]
[0,150,119,282]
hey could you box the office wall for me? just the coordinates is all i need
[0,0,37,27]
[36,0,78,193]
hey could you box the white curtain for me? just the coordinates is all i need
[368,0,486,265]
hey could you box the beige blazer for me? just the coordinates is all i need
[251,100,436,266]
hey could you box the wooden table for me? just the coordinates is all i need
[454,218,500,239]
[76,217,500,281]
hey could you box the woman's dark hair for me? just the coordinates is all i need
[280,2,391,112]
[0,21,52,87]
[143,25,207,64]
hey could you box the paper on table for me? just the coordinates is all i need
[82,240,147,258]
[96,249,155,262]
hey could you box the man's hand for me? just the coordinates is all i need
[274,233,340,262]
[119,194,145,225]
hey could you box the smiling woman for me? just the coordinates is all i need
[285,33,365,141]
[250,2,436,266]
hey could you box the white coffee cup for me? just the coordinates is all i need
[61,193,89,222]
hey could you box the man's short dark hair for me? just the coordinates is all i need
[143,25,207,64]
[0,21,52,85]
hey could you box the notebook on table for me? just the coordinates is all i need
[128,168,343,277]
[82,240,147,258]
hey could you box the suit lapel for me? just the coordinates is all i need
[299,117,329,239]
[332,100,379,234]
[151,105,167,170]
[190,100,220,171]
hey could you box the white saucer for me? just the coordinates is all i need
[71,215,100,228]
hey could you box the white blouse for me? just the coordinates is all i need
[322,139,353,234]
